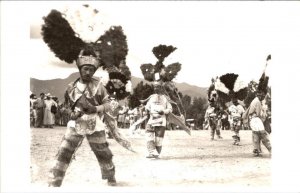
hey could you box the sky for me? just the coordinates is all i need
[2,1,300,192]
[26,1,300,87]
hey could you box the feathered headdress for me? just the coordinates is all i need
[207,77,218,102]
[41,5,132,100]
[214,73,248,104]
[140,44,182,82]
[257,55,271,94]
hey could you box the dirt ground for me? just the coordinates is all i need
[30,127,271,190]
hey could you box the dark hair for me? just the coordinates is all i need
[40,93,45,96]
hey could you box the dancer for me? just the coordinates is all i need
[138,44,191,158]
[214,73,248,144]
[144,81,172,158]
[228,97,245,145]
[204,98,222,140]
[41,5,133,187]
[243,55,272,156]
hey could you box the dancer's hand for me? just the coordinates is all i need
[83,106,97,114]
[70,111,82,120]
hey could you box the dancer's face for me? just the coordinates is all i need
[257,92,266,101]
[154,85,162,94]
[80,65,96,83]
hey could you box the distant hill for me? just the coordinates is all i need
[30,72,208,102]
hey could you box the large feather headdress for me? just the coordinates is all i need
[140,44,182,82]
[140,44,186,117]
[41,5,132,100]
[214,73,248,104]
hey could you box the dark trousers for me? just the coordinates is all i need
[209,118,221,139]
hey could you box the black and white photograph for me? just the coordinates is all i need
[1,1,300,192]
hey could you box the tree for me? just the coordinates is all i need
[182,95,192,110]
[244,80,271,109]
[244,80,258,108]
[186,96,207,129]
[127,81,154,109]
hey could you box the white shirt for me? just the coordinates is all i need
[145,94,172,127]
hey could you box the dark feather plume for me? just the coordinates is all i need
[109,71,128,84]
[161,62,181,81]
[152,45,177,62]
[119,63,131,80]
[140,64,155,81]
[219,73,239,91]
[41,10,85,63]
[234,87,248,101]
[105,81,129,100]
[257,73,269,94]
[217,91,231,104]
[104,66,131,100]
[98,26,128,69]
[207,84,215,99]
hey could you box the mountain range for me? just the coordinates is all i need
[30,72,208,102]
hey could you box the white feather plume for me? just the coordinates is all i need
[214,78,230,94]
[233,76,247,92]
[125,81,132,93]
[62,4,109,43]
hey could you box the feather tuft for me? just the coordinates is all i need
[41,9,85,63]
[152,45,177,62]
[207,84,215,99]
[98,26,128,69]
[219,73,238,91]
[140,64,155,81]
[257,73,269,94]
[160,62,181,81]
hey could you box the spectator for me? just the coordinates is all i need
[43,93,57,128]
[30,94,37,127]
[33,93,45,128]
